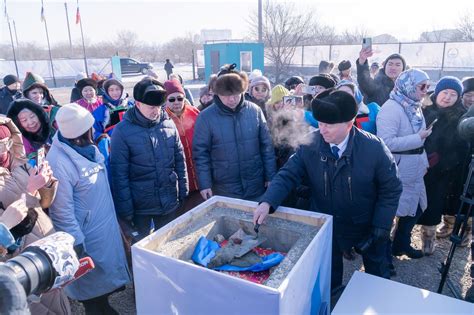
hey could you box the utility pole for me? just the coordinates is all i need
[258,0,263,43]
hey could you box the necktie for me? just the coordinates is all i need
[331,146,340,159]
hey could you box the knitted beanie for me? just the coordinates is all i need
[268,85,289,106]
[434,76,463,99]
[249,75,271,91]
[3,74,19,86]
[55,103,95,139]
[164,79,185,97]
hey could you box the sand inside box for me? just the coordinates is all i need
[146,206,321,289]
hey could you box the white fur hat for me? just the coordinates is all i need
[56,103,95,139]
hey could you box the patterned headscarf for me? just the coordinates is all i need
[389,69,430,132]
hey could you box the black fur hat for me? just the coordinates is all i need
[76,78,98,94]
[133,78,167,106]
[338,60,352,72]
[462,77,474,95]
[312,90,357,124]
[308,74,336,89]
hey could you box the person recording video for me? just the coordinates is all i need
[0,115,70,314]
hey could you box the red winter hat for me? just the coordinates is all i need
[164,79,185,97]
[0,125,11,140]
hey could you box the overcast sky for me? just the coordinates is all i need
[1,0,472,47]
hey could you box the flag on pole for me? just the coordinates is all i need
[76,0,81,24]
[40,0,45,22]
[75,7,80,24]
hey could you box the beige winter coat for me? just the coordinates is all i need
[0,116,71,315]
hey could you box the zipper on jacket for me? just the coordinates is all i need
[348,176,353,201]
[324,171,328,196]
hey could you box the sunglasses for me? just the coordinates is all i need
[417,83,430,91]
[168,96,184,103]
[0,138,13,152]
[253,86,268,93]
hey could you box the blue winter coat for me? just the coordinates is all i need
[110,106,188,219]
[192,96,276,200]
[91,94,134,141]
[261,127,402,250]
[46,135,131,301]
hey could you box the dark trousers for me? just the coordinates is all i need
[331,238,390,291]
[80,293,118,315]
[392,206,423,252]
[133,192,204,239]
[133,211,177,239]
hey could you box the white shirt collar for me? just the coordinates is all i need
[330,132,350,156]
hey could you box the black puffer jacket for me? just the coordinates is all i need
[418,98,468,225]
[110,106,188,219]
[0,87,22,115]
[357,59,395,106]
[261,127,402,250]
[192,95,276,200]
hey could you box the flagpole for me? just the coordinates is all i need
[77,1,89,76]
[64,2,73,56]
[6,16,20,77]
[42,1,57,87]
[12,19,19,48]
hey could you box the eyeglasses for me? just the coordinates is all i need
[417,83,430,91]
[168,96,184,103]
[0,138,13,152]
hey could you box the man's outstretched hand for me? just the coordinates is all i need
[200,188,213,200]
[253,202,271,225]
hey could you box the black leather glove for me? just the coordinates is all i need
[371,227,391,245]
[354,227,390,255]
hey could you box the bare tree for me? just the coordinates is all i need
[115,30,140,57]
[457,12,474,41]
[339,27,370,44]
[158,33,201,63]
[307,24,338,45]
[248,1,315,83]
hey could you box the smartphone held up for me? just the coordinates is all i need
[362,37,372,50]
[283,96,304,109]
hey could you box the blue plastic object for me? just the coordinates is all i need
[191,236,284,272]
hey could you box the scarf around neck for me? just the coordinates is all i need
[58,131,97,162]
[389,69,429,132]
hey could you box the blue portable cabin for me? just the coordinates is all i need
[203,41,264,82]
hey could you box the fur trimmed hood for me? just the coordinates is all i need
[7,99,51,148]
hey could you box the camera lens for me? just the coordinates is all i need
[3,246,56,296]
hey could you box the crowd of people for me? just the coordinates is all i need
[1,47,474,313]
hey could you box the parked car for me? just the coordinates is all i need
[120,58,153,74]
